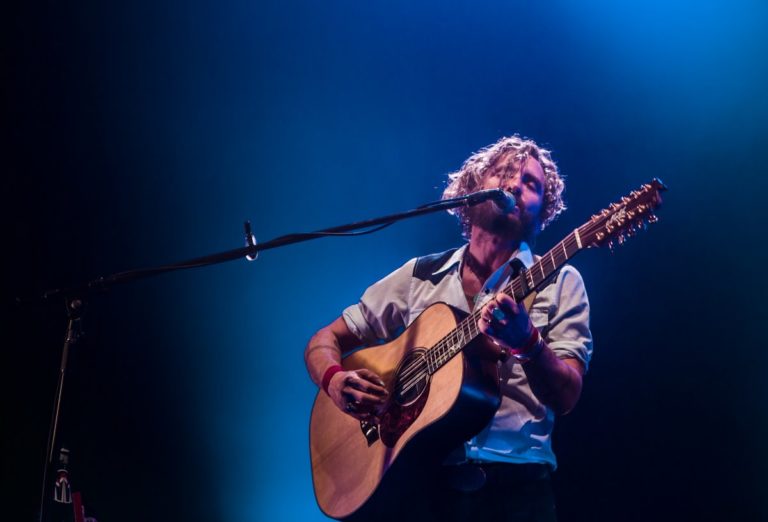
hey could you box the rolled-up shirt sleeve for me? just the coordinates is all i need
[539,265,593,372]
[342,258,417,346]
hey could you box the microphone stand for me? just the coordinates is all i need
[31,187,507,521]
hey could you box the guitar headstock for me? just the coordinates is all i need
[580,178,667,250]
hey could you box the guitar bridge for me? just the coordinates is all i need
[360,421,380,446]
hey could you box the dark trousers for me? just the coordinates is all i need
[429,462,557,522]
[361,462,557,522]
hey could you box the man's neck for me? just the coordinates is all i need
[467,226,522,275]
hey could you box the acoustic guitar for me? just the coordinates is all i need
[309,179,666,520]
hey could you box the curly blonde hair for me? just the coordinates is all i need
[442,135,566,238]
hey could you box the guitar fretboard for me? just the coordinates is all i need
[424,228,585,374]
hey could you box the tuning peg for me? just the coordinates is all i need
[647,214,659,224]
[608,240,615,252]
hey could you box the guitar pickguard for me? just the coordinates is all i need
[379,383,430,448]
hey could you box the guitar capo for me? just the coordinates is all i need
[244,221,258,261]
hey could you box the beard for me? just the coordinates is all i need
[466,201,539,243]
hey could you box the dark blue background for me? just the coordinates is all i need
[5,1,767,520]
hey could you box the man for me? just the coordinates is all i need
[305,135,592,521]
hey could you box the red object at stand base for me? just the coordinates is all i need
[72,492,84,522]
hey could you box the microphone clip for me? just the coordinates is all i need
[243,221,258,261]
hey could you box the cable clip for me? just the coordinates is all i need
[244,221,258,261]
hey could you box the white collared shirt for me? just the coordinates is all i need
[342,243,592,469]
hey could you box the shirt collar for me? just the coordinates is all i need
[431,241,535,276]
[515,242,535,268]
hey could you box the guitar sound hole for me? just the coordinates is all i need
[393,349,430,406]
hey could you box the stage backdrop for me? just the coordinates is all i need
[5,1,767,520]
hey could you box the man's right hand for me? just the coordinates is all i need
[327,368,389,422]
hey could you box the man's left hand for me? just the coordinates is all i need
[477,293,535,350]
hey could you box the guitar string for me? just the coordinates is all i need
[397,232,583,395]
[422,193,656,373]
[395,199,656,394]
[411,216,621,390]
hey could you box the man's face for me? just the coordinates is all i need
[467,150,546,242]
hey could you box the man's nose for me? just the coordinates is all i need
[506,182,522,197]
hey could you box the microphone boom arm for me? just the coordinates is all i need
[36,188,509,301]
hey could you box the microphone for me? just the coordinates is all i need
[462,188,516,213]
[490,189,517,213]
[434,188,516,214]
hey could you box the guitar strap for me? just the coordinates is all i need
[522,290,538,313]
[412,248,546,313]
[516,257,563,313]
[510,258,539,313]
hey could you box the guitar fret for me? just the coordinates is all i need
[427,226,597,375]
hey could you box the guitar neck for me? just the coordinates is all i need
[425,229,586,374]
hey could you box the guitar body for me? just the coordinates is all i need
[309,302,501,520]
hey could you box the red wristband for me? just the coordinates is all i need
[516,327,540,354]
[511,328,543,363]
[321,365,343,395]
